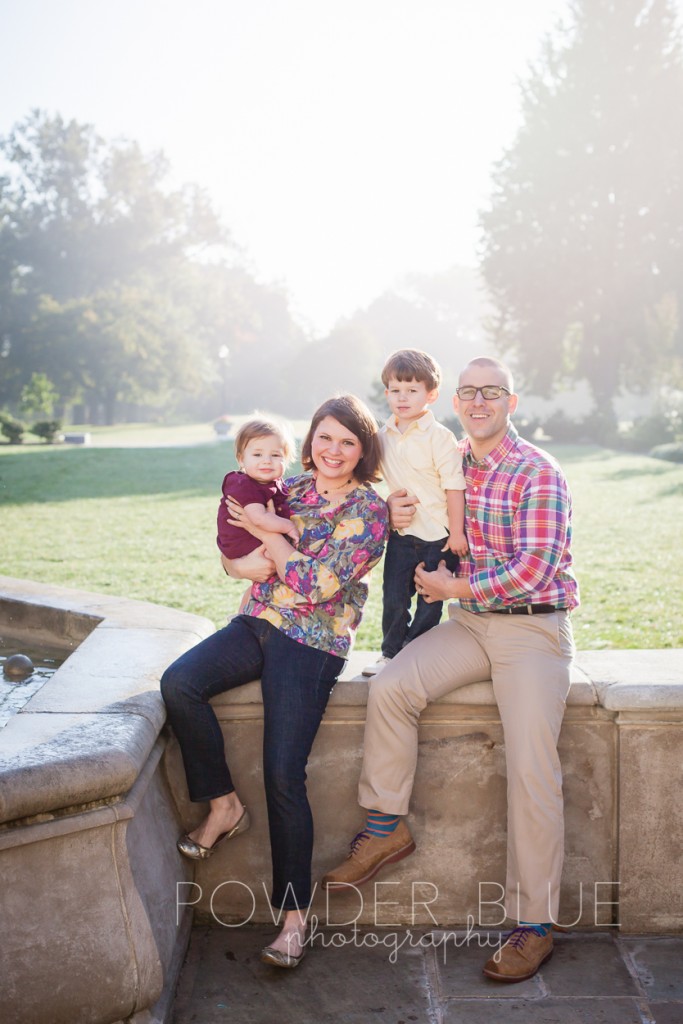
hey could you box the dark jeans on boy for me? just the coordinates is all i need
[381,531,459,659]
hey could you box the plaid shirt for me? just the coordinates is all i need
[458,426,579,613]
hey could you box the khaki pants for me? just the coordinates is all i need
[358,605,575,922]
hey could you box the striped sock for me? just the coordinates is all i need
[520,921,551,936]
[365,810,400,837]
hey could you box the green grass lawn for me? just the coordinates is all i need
[1,433,681,650]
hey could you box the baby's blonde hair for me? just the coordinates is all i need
[234,418,296,467]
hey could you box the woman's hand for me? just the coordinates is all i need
[227,496,296,583]
[387,488,419,531]
[221,547,276,583]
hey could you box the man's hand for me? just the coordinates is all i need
[415,560,457,603]
[387,488,419,531]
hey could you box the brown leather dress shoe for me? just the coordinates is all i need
[322,819,416,889]
[483,926,553,982]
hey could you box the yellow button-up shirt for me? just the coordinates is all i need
[379,411,465,541]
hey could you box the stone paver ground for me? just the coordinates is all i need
[171,927,683,1024]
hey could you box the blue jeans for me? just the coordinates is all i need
[381,531,459,659]
[160,615,343,910]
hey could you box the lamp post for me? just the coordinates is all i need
[218,345,230,413]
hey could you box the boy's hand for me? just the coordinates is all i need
[442,533,469,558]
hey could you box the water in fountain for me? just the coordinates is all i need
[0,636,67,728]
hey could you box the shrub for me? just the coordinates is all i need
[650,442,683,464]
[30,419,63,444]
[0,412,26,444]
[516,415,543,439]
[580,409,618,446]
[439,415,464,439]
[213,415,232,437]
[618,413,677,453]
[540,410,586,443]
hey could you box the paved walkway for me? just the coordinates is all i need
[172,925,682,1023]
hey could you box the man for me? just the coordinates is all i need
[322,356,579,982]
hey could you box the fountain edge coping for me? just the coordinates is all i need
[1,576,682,829]
[0,576,214,827]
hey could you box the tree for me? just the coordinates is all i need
[184,262,309,417]
[279,267,487,420]
[20,371,58,417]
[0,110,311,422]
[480,0,683,417]
[0,111,228,421]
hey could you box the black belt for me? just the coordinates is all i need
[490,604,558,615]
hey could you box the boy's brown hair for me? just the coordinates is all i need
[381,349,442,391]
[234,418,296,466]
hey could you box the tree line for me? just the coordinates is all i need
[0,110,485,429]
[0,110,312,426]
[1,0,682,434]
[480,0,683,427]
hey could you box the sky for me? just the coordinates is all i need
[1,0,676,335]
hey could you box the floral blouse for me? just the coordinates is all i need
[244,473,389,658]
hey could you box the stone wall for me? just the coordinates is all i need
[165,649,683,935]
[1,576,681,1024]
[0,577,214,1024]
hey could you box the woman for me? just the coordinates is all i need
[161,395,388,967]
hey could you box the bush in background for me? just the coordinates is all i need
[532,408,681,451]
[439,415,464,440]
[30,420,63,444]
[650,442,683,463]
[0,412,26,444]
[540,410,588,443]
[617,413,679,452]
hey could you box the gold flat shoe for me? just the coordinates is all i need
[176,807,250,860]
[260,944,306,969]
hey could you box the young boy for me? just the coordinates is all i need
[217,417,298,571]
[363,349,467,677]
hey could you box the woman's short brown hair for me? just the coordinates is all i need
[300,395,382,485]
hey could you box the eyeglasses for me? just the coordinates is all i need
[455,385,511,401]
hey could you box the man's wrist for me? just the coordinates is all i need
[450,573,472,601]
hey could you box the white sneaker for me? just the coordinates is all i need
[362,656,392,678]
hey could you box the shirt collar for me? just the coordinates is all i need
[385,409,435,434]
[463,423,519,469]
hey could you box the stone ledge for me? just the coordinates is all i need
[0,711,159,824]
[209,649,598,709]
[575,650,683,709]
[0,574,214,635]
[207,647,683,713]
[0,577,214,826]
[2,736,193,1024]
